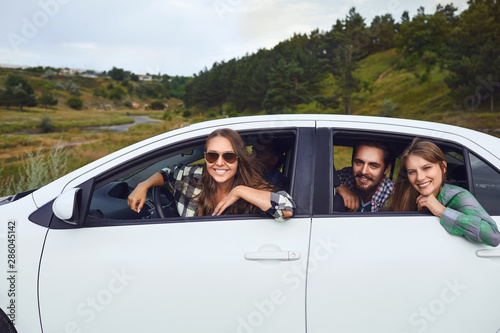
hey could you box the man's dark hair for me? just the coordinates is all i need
[352,141,393,168]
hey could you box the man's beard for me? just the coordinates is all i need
[353,172,380,197]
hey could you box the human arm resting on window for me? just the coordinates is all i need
[438,185,500,247]
[212,187,295,221]
[336,184,359,212]
[336,167,359,212]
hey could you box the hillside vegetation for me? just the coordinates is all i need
[183,1,499,130]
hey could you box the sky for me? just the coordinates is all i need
[0,0,469,77]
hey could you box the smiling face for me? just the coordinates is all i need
[351,145,390,201]
[205,136,238,187]
[406,154,446,197]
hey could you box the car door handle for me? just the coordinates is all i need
[244,251,301,261]
[476,249,500,258]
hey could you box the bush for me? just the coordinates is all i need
[42,69,56,80]
[150,100,165,110]
[66,80,80,96]
[182,110,192,118]
[162,111,172,121]
[67,97,83,110]
[108,86,126,100]
[55,81,65,90]
[40,114,55,133]
[124,99,134,108]
[93,88,107,98]
[4,143,67,194]
[379,99,397,117]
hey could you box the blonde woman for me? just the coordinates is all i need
[388,138,499,247]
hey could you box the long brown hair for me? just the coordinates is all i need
[197,128,275,216]
[387,138,447,211]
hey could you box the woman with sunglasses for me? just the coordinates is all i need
[128,128,295,221]
[387,138,499,247]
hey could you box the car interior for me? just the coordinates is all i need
[332,130,475,213]
[88,130,297,221]
[86,128,499,222]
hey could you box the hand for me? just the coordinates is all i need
[336,185,359,212]
[416,194,446,217]
[212,187,241,216]
[127,183,148,213]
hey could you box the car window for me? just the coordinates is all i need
[443,147,468,189]
[332,132,472,214]
[469,152,500,212]
[87,130,296,222]
[88,147,205,220]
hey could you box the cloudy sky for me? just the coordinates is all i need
[0,0,468,77]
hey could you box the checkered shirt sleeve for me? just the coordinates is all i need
[267,191,296,222]
[161,165,203,217]
[438,184,500,247]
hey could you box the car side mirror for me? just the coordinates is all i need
[52,188,82,225]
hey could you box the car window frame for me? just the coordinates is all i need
[323,128,493,216]
[75,128,302,227]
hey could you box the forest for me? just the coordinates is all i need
[183,0,500,115]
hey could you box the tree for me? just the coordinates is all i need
[66,80,80,96]
[368,14,395,53]
[42,69,56,80]
[3,75,37,111]
[263,58,306,113]
[444,0,500,111]
[320,8,365,114]
[395,4,457,72]
[108,86,127,100]
[67,97,83,110]
[108,67,125,81]
[38,92,58,109]
[0,87,13,109]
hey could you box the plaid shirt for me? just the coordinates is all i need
[337,167,394,212]
[161,165,295,221]
[438,184,500,247]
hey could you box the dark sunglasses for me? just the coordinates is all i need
[205,152,238,164]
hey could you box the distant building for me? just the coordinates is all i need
[138,75,153,81]
[59,68,78,75]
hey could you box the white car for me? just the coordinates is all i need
[1,114,500,333]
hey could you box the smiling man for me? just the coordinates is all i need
[336,141,394,212]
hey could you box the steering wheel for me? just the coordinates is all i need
[152,186,177,218]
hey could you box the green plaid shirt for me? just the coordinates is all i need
[438,184,500,247]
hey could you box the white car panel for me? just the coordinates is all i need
[307,215,500,333]
[38,218,311,333]
[0,195,47,333]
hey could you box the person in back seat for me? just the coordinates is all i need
[336,141,394,212]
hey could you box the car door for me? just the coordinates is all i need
[306,124,500,333]
[37,125,315,333]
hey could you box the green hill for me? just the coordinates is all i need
[294,49,499,137]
